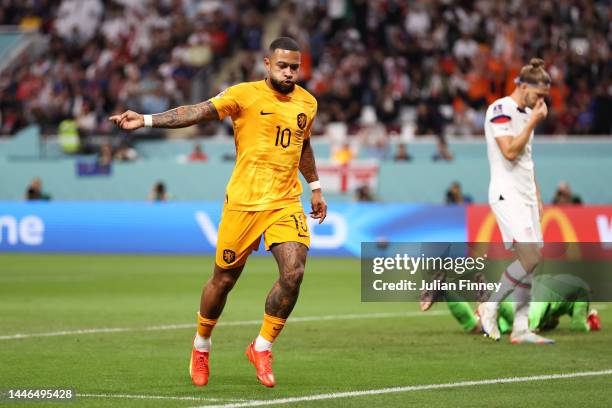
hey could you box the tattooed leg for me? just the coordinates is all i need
[200,264,244,319]
[266,242,308,318]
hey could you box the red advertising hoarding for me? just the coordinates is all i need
[467,205,612,259]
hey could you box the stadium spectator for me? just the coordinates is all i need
[332,143,354,165]
[114,142,138,162]
[552,181,583,205]
[75,100,97,136]
[375,84,401,126]
[25,177,51,201]
[149,181,168,202]
[416,102,446,138]
[432,139,454,162]
[188,143,208,162]
[445,181,472,204]
[393,143,412,162]
[97,142,113,167]
[221,152,236,162]
[57,119,80,154]
[356,185,375,202]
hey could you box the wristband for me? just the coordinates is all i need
[309,180,321,191]
[143,114,153,128]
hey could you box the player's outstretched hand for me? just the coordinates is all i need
[532,99,548,123]
[310,190,327,224]
[108,110,144,130]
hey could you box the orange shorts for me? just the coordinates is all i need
[215,203,310,269]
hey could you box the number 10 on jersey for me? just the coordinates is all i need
[275,126,291,148]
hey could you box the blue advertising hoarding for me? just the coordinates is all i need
[0,202,466,256]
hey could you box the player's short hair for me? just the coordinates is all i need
[269,37,300,53]
[518,58,551,87]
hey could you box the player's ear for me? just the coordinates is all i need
[264,56,271,70]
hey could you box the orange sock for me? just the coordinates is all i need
[197,313,217,338]
[259,313,286,342]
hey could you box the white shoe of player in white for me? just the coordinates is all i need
[511,331,555,344]
[477,303,501,341]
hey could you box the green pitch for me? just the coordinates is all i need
[1,254,611,407]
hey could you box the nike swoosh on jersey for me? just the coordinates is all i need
[260,110,274,115]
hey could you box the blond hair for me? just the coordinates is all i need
[518,58,551,86]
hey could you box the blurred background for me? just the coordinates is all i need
[0,0,611,254]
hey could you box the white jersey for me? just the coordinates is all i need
[484,96,537,205]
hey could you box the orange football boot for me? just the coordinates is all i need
[245,342,275,387]
[189,346,209,386]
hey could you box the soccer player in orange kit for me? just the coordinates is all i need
[110,37,327,388]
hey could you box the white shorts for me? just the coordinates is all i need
[490,198,543,249]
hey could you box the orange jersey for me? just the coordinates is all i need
[210,80,317,211]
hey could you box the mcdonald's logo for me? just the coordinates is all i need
[469,206,581,259]
[541,208,579,242]
[474,207,579,243]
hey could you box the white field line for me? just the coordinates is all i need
[0,310,447,341]
[78,393,244,402]
[193,369,612,408]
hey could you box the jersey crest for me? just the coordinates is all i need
[222,249,236,264]
[297,113,307,130]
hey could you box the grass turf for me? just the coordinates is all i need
[0,254,611,407]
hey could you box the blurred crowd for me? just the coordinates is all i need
[1,0,610,141]
[278,0,611,136]
[0,0,270,137]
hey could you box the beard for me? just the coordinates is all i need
[269,76,295,94]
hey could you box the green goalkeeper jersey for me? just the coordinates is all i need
[528,274,591,332]
[445,274,591,333]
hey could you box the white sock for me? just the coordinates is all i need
[489,260,529,303]
[254,335,273,352]
[193,333,211,352]
[483,300,499,313]
[512,274,532,334]
[513,304,529,335]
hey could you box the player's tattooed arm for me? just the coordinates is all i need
[152,101,219,128]
[109,101,219,130]
[299,139,319,183]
